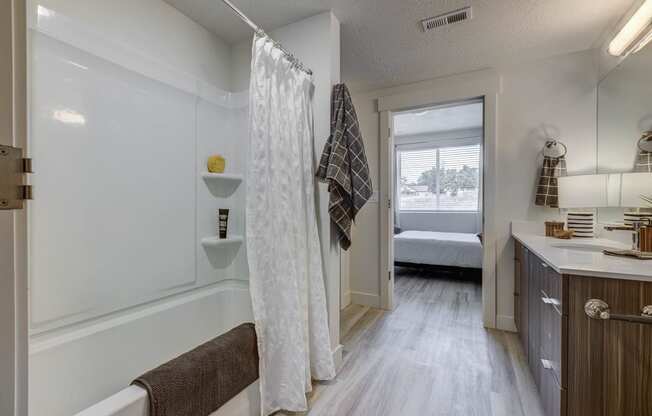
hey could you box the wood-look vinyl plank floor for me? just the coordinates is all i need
[340,304,370,338]
[279,269,544,416]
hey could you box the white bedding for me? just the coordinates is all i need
[394,230,482,269]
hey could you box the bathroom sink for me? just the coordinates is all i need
[549,240,629,253]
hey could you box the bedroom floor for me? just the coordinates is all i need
[294,268,544,416]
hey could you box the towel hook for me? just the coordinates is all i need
[543,139,567,158]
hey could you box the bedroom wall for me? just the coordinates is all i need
[348,50,598,327]
[398,212,480,234]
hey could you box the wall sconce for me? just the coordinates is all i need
[621,172,652,207]
[558,174,611,208]
[558,172,652,208]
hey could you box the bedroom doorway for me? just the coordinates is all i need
[380,96,493,328]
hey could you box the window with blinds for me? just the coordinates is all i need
[399,144,480,211]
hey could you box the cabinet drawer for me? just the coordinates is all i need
[540,298,567,388]
[540,358,567,416]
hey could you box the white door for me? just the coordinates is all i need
[379,111,394,310]
[0,1,28,415]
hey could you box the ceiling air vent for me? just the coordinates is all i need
[420,7,472,31]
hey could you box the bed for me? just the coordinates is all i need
[394,230,483,269]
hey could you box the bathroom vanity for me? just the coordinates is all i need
[513,232,652,416]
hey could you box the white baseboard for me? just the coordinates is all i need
[496,314,517,332]
[341,291,351,310]
[332,344,344,370]
[350,291,380,308]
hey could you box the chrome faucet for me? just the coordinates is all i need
[603,219,648,251]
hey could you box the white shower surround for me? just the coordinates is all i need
[27,2,341,415]
[28,3,252,415]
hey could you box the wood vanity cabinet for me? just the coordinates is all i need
[567,276,652,416]
[513,240,652,416]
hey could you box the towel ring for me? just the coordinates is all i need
[638,131,652,152]
[543,140,567,158]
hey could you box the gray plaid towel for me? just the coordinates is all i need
[316,83,372,250]
[535,156,567,208]
[635,131,652,172]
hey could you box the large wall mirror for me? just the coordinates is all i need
[597,42,652,223]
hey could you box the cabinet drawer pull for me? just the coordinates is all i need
[585,299,652,324]
[541,358,553,370]
[541,296,561,307]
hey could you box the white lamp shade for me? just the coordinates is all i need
[558,174,609,208]
[621,172,652,207]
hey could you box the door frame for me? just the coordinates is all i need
[377,69,499,328]
[379,112,395,309]
[0,0,28,415]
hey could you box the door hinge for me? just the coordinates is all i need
[0,144,33,210]
[388,271,392,280]
[387,198,391,209]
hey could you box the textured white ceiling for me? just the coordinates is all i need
[164,0,634,91]
[394,102,483,136]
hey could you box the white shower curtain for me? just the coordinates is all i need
[246,34,335,415]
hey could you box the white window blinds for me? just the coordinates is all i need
[399,144,481,211]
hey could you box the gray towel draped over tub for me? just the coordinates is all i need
[535,142,567,208]
[132,323,258,416]
[317,83,372,250]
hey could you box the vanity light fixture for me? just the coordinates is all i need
[621,172,652,207]
[559,173,652,208]
[609,0,652,57]
[558,174,610,208]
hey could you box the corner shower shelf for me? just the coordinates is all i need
[201,172,243,185]
[201,235,244,248]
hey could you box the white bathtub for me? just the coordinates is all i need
[74,381,260,416]
[30,283,258,415]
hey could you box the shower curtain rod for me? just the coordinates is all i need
[221,0,313,75]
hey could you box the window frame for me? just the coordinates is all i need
[397,138,482,213]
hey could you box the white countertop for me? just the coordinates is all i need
[512,232,652,282]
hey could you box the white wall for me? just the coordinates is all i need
[398,212,480,234]
[494,50,598,329]
[348,50,598,328]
